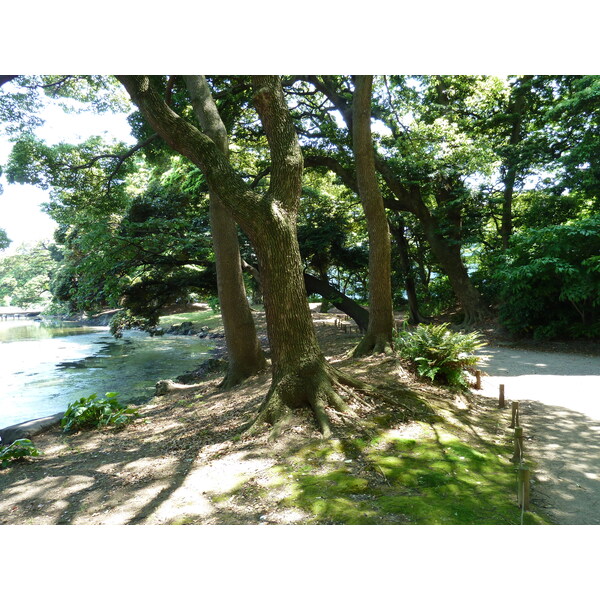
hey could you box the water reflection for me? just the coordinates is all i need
[0,319,101,342]
[0,319,214,429]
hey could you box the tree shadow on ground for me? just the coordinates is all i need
[516,399,600,524]
[0,378,269,524]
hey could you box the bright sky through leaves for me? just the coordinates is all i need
[0,94,134,253]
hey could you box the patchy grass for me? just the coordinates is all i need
[265,424,548,525]
[159,310,224,331]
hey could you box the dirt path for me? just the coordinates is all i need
[474,346,600,524]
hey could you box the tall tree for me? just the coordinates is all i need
[117,75,368,437]
[295,75,490,325]
[351,75,394,355]
[183,75,266,388]
[499,76,534,249]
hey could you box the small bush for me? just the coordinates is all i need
[207,295,220,314]
[0,439,41,468]
[395,323,484,388]
[61,392,139,433]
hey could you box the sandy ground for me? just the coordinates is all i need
[474,346,600,525]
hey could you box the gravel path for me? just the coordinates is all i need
[474,346,600,525]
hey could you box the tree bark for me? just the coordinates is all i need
[241,261,370,332]
[378,165,489,325]
[301,77,489,325]
[501,76,532,250]
[303,272,369,332]
[351,76,395,355]
[117,75,367,437]
[183,75,265,388]
[388,217,429,325]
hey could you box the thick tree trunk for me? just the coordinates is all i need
[351,76,395,355]
[117,75,368,437]
[299,77,489,326]
[241,263,370,332]
[183,75,265,388]
[209,197,266,387]
[419,210,488,325]
[378,165,489,325]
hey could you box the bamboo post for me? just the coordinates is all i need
[510,401,520,428]
[512,426,524,463]
[518,464,530,510]
[499,384,505,408]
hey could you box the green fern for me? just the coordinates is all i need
[395,323,484,388]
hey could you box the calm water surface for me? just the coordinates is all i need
[0,319,214,429]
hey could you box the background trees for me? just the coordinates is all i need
[1,73,598,347]
[0,242,60,307]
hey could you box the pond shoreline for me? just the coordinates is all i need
[1,312,221,433]
[0,341,229,446]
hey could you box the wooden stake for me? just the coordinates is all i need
[499,384,505,408]
[512,426,524,463]
[510,401,520,428]
[518,465,530,510]
[475,370,482,390]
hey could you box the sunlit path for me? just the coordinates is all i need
[475,347,600,524]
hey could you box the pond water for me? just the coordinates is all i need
[0,319,214,429]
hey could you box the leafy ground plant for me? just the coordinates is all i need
[61,392,139,433]
[0,439,40,468]
[395,323,484,387]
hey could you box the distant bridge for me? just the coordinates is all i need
[0,308,42,320]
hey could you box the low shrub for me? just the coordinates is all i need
[395,323,484,388]
[0,439,41,468]
[61,392,139,433]
[495,216,600,340]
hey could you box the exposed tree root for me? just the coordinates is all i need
[218,363,266,391]
[351,332,395,358]
[460,307,492,329]
[242,358,416,440]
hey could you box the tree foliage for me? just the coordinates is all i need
[495,215,600,339]
[2,73,599,344]
[0,242,60,307]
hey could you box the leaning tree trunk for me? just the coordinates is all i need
[377,166,489,326]
[183,75,266,388]
[242,264,370,332]
[351,75,395,356]
[303,272,369,332]
[117,75,371,437]
[209,196,266,387]
[419,211,488,325]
